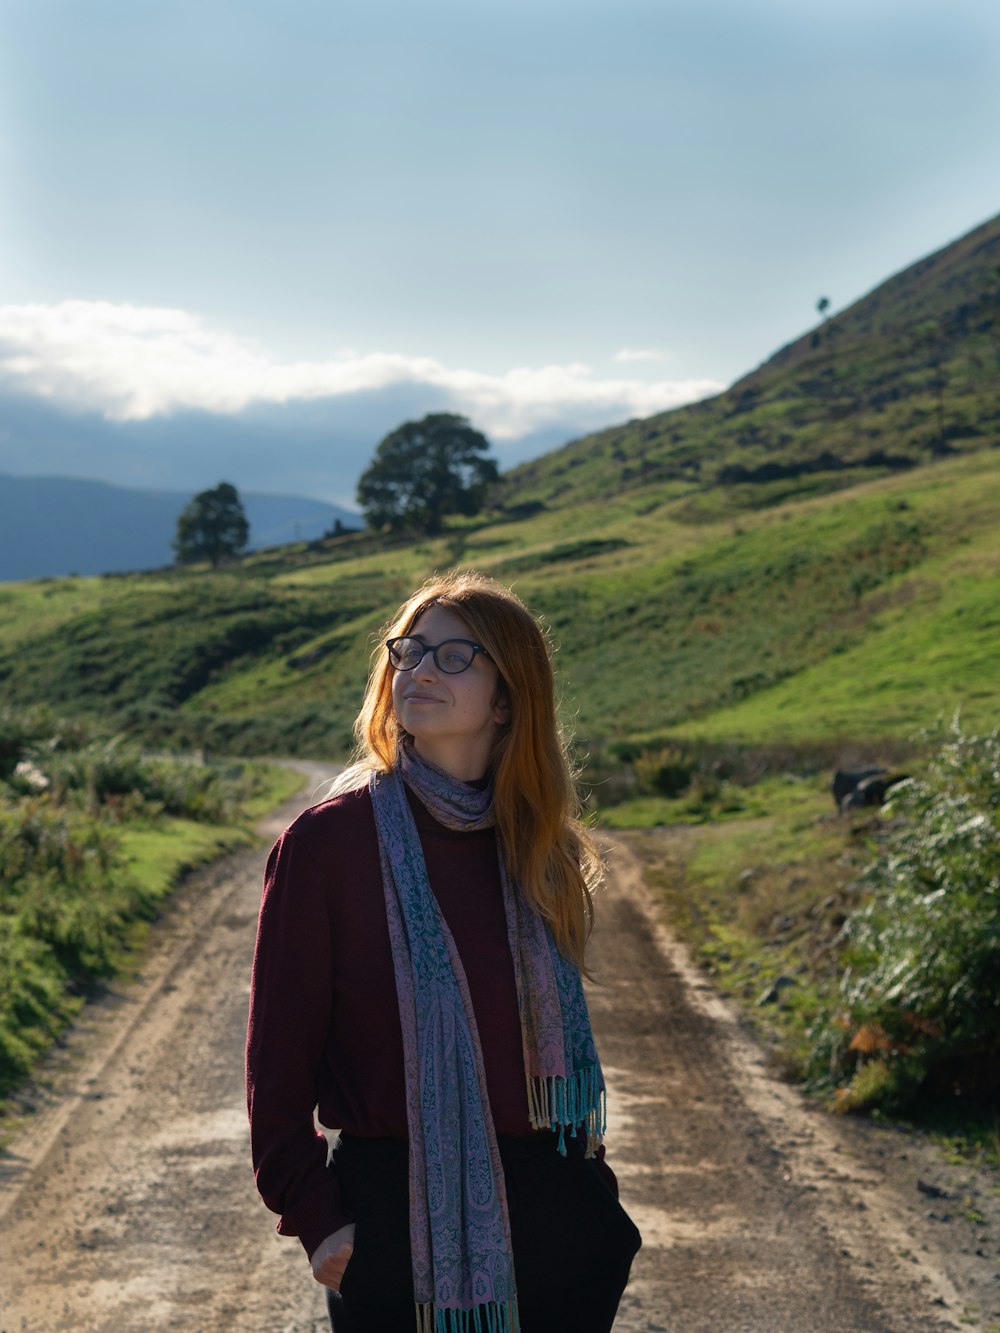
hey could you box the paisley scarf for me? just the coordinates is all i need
[368,743,605,1333]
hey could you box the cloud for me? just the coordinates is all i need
[0,302,721,441]
[612,347,670,364]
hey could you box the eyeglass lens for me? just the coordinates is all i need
[389,638,477,673]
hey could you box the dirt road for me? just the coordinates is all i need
[1,769,996,1331]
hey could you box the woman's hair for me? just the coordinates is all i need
[338,570,602,969]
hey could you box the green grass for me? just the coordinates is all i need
[239,762,308,817]
[0,575,164,647]
[0,755,301,1109]
[612,780,874,1080]
[680,535,1000,743]
[117,758,302,903]
[117,821,252,902]
[1,451,998,767]
[597,775,820,828]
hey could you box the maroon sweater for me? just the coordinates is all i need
[246,784,615,1258]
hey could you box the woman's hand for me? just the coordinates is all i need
[310,1223,356,1291]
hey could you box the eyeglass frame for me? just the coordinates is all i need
[385,636,493,675]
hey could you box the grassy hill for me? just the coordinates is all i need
[1,447,997,781]
[500,211,1000,516]
[0,210,998,768]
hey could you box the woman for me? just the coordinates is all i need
[247,571,640,1333]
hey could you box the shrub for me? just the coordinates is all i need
[0,709,268,1095]
[0,705,94,780]
[632,746,698,798]
[808,719,1000,1112]
[5,731,255,824]
[0,797,145,1093]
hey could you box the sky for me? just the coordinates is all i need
[1,0,999,508]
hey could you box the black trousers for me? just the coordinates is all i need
[325,1132,641,1333]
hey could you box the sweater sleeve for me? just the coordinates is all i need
[246,825,353,1258]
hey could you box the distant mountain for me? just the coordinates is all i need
[0,475,360,581]
[502,211,1000,513]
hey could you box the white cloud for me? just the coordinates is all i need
[612,347,670,364]
[0,301,722,440]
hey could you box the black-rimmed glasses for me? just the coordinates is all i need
[386,637,490,675]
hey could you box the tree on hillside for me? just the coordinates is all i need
[816,295,831,320]
[173,482,249,567]
[356,413,498,535]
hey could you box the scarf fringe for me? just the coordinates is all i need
[527,1065,606,1156]
[416,1298,521,1333]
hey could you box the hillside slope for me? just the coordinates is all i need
[1,213,998,761]
[1,450,997,761]
[501,211,1000,515]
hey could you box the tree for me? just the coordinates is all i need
[356,413,498,535]
[173,482,249,567]
[816,295,831,320]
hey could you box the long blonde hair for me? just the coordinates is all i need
[343,570,602,969]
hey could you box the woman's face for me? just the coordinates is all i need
[390,604,508,781]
